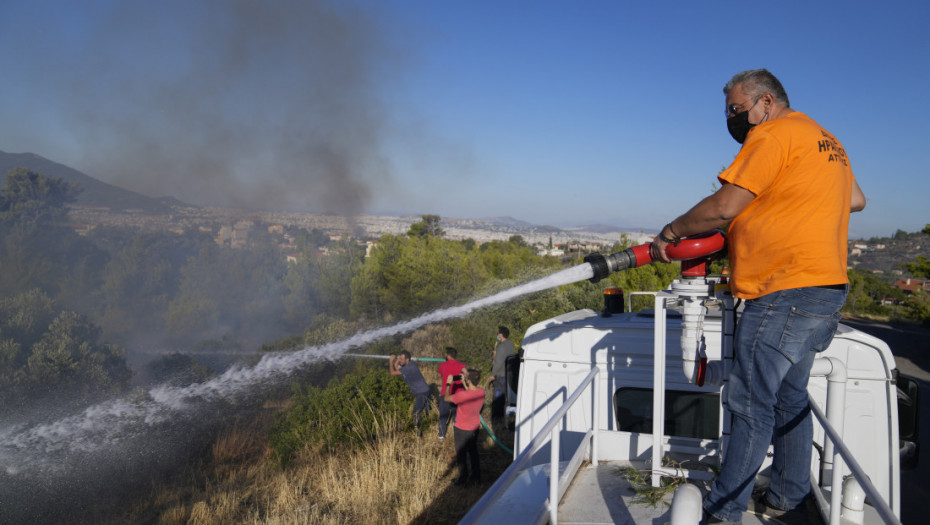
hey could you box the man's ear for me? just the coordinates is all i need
[761,91,776,109]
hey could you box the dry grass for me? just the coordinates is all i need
[113,394,510,525]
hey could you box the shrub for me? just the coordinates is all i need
[268,365,412,466]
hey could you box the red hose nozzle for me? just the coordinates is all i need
[585,229,726,283]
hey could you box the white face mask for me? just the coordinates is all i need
[497,334,502,342]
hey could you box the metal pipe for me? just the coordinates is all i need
[842,475,866,525]
[810,358,847,491]
[679,298,704,384]
[670,483,703,525]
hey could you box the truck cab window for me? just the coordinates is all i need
[614,387,720,440]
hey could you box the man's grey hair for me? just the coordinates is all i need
[724,69,790,107]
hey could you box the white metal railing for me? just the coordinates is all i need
[626,290,658,314]
[808,389,902,525]
[458,367,600,525]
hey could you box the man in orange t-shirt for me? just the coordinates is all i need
[650,69,866,524]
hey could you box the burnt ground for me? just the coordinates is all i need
[840,317,930,525]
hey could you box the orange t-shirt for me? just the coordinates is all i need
[719,112,855,300]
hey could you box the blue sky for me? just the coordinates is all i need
[0,1,927,239]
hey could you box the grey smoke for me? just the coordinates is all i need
[47,0,401,214]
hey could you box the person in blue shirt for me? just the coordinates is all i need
[390,351,431,437]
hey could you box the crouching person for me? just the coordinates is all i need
[446,367,485,485]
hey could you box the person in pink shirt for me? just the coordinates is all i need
[445,367,485,485]
[437,347,465,441]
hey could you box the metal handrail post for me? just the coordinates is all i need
[652,291,669,487]
[592,372,600,466]
[550,424,561,525]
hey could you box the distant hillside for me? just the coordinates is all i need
[849,232,930,277]
[476,216,536,228]
[566,223,651,235]
[0,150,652,245]
[0,150,184,213]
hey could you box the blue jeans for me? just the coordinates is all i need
[704,286,846,522]
[413,392,430,431]
[491,380,506,420]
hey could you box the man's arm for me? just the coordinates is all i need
[449,388,483,404]
[388,355,402,376]
[651,182,756,263]
[850,179,866,212]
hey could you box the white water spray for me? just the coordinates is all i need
[0,263,594,476]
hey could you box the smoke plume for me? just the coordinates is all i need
[48,0,400,214]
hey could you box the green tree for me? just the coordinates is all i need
[407,214,445,237]
[166,243,288,345]
[845,269,899,316]
[902,256,930,280]
[898,256,930,326]
[0,290,131,414]
[352,234,488,319]
[26,311,131,399]
[285,236,366,329]
[0,289,57,407]
[95,231,206,344]
[283,252,323,329]
[318,236,366,319]
[0,168,78,226]
[348,230,574,325]
[478,239,555,280]
[0,169,103,302]
[902,289,930,326]
[0,288,57,348]
[291,227,330,254]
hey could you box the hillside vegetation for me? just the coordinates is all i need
[2,168,929,523]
